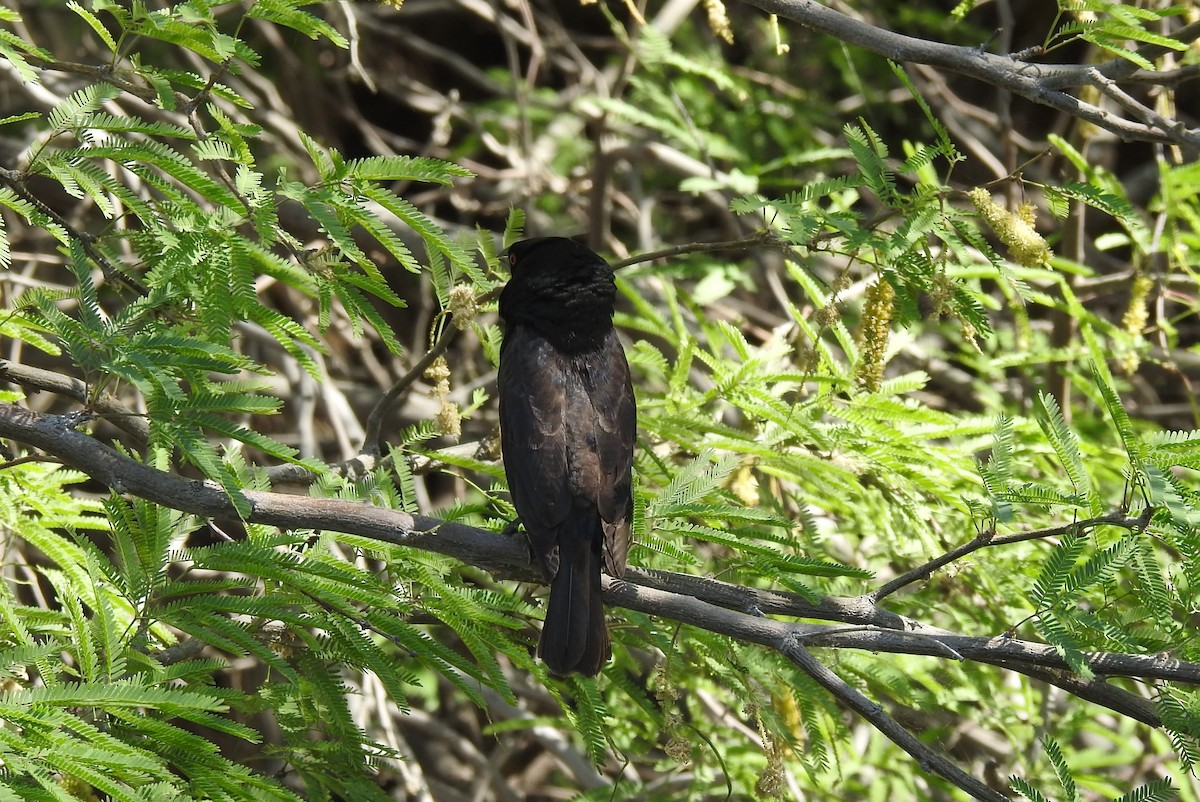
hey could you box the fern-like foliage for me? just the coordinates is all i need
[0,467,306,800]
[1,1,1198,800]
[0,2,501,798]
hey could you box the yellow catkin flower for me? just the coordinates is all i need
[730,462,759,506]
[796,342,819,374]
[1119,274,1153,374]
[661,708,691,761]
[1122,274,1152,336]
[772,690,804,741]
[1118,350,1139,376]
[754,714,787,799]
[1017,201,1038,227]
[424,356,451,395]
[448,285,478,330]
[929,271,954,316]
[705,0,734,44]
[813,304,839,328]
[424,356,460,439]
[769,14,789,54]
[755,747,785,798]
[855,278,895,391]
[957,315,982,353]
[969,188,1052,267]
[652,665,679,705]
[831,269,853,293]
[436,401,462,439]
[665,732,692,762]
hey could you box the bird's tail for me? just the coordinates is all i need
[538,525,609,676]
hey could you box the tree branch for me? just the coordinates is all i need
[361,318,460,459]
[781,638,1012,802]
[740,0,1200,146]
[0,403,524,576]
[0,168,149,295]
[0,359,150,444]
[870,509,1152,602]
[609,234,774,269]
[605,581,1005,799]
[0,402,1191,801]
[3,401,1196,684]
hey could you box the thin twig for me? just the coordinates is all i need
[780,637,1013,802]
[0,168,148,295]
[27,56,184,107]
[362,317,459,458]
[870,509,1152,602]
[0,453,64,470]
[1087,66,1184,137]
[362,282,503,459]
[610,233,773,269]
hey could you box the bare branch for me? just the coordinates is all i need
[780,638,1012,802]
[0,401,1192,799]
[739,0,1200,146]
[0,359,149,443]
[870,509,1152,602]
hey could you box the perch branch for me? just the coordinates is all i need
[2,402,1194,802]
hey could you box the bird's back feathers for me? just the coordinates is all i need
[498,237,636,676]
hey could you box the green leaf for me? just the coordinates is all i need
[1035,391,1097,513]
[246,0,348,47]
[67,2,119,53]
[1042,736,1078,802]
[1109,778,1178,802]
[339,155,472,184]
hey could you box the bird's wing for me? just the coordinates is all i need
[498,325,572,579]
[581,329,636,577]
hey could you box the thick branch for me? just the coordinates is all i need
[0,403,524,578]
[3,402,1196,676]
[0,402,1188,799]
[0,360,150,443]
[610,578,1164,730]
[629,565,1190,681]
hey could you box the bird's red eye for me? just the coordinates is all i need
[508,253,517,267]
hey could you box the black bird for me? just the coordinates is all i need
[498,238,636,676]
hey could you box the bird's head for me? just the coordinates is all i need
[499,237,618,351]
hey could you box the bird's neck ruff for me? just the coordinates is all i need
[500,265,617,354]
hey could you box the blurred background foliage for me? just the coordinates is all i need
[0,0,1198,800]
